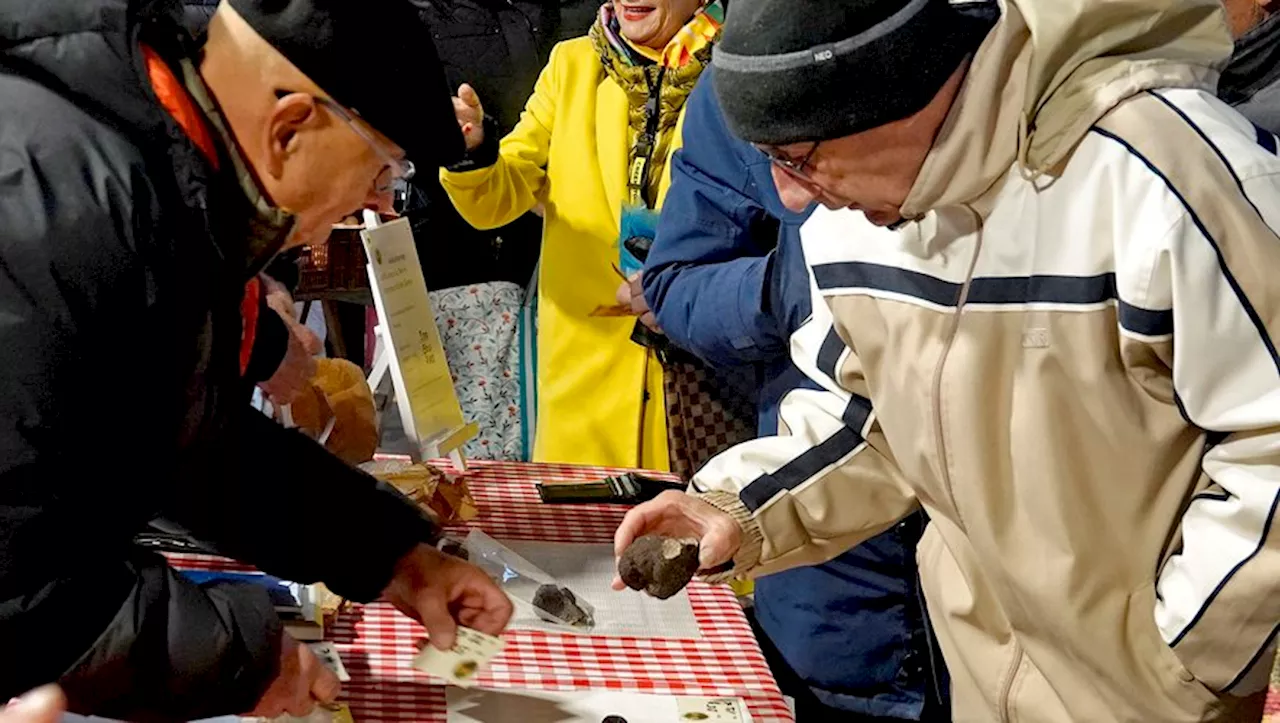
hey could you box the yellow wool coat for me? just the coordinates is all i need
[441,37,687,470]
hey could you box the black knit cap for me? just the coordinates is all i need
[714,0,992,146]
[228,0,463,167]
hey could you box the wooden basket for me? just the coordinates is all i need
[296,225,370,296]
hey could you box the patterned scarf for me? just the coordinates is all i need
[596,1,724,69]
[590,2,722,206]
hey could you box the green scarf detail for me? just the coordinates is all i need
[589,21,716,207]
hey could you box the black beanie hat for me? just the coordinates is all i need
[228,0,463,167]
[713,0,992,146]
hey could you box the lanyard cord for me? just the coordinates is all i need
[627,65,667,210]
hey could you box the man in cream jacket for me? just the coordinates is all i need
[613,0,1280,720]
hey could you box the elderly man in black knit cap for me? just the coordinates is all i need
[616,0,1280,720]
[0,0,512,719]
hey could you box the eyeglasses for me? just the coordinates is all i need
[757,141,821,182]
[276,90,416,193]
[314,96,415,193]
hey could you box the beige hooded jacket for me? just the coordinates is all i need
[691,1,1280,720]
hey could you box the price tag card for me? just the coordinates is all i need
[412,627,505,688]
[274,704,354,723]
[675,697,746,723]
[308,642,351,683]
[362,218,466,447]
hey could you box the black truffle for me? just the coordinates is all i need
[533,584,593,628]
[618,535,700,600]
[439,538,470,561]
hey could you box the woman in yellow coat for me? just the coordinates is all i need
[441,1,723,470]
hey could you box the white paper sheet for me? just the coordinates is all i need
[500,541,701,639]
[446,689,752,723]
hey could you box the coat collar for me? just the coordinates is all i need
[1219,12,1280,110]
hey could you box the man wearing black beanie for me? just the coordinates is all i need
[0,0,510,719]
[617,0,1280,720]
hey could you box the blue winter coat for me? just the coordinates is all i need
[643,69,944,720]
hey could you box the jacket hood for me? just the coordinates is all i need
[0,0,188,147]
[900,0,1232,219]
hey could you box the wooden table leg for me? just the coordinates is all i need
[322,300,347,361]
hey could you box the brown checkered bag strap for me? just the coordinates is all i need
[663,351,757,480]
[663,361,694,481]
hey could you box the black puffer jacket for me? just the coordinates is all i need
[413,0,559,135]
[402,0,562,290]
[0,1,436,719]
[181,0,218,37]
[557,0,600,41]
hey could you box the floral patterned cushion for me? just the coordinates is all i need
[430,282,525,461]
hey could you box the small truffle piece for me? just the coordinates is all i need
[618,535,700,600]
[533,584,593,628]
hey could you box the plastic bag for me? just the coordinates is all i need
[360,459,442,506]
[361,460,479,524]
[462,529,595,631]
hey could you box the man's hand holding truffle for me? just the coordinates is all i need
[611,491,742,591]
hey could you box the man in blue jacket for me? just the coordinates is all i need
[640,68,946,721]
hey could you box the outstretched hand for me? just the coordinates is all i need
[383,543,513,650]
[453,84,486,152]
[615,273,661,333]
[250,635,340,719]
[259,278,322,405]
[1,686,64,723]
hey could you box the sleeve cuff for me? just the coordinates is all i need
[444,116,500,173]
[323,477,440,603]
[244,306,289,383]
[692,490,764,583]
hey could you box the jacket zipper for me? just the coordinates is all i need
[931,215,1025,721]
[930,216,983,529]
[998,643,1025,723]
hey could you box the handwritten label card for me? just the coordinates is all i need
[361,218,470,457]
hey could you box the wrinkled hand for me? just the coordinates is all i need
[452,84,486,152]
[383,543,513,651]
[262,274,296,318]
[615,273,661,333]
[1,686,65,723]
[250,635,340,719]
[612,490,743,590]
[259,281,322,405]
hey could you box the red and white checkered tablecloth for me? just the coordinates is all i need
[169,460,792,723]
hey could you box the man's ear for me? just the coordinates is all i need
[263,93,320,179]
